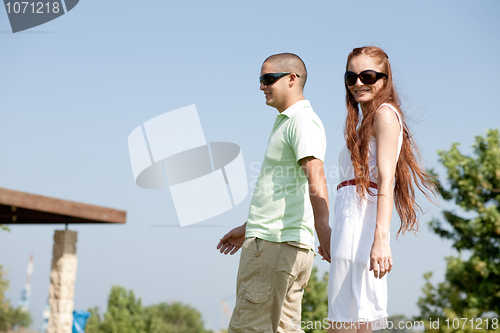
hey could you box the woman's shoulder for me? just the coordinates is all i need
[373,103,402,137]
[374,103,401,126]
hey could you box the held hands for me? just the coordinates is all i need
[316,224,332,263]
[216,224,246,255]
[369,239,393,279]
[317,246,330,263]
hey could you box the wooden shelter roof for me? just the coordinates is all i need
[0,188,126,224]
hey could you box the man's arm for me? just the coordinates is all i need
[300,156,331,262]
[216,222,246,255]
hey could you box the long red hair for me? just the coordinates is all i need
[344,46,435,236]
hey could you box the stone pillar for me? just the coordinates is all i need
[47,230,78,333]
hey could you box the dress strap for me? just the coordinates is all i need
[377,103,402,130]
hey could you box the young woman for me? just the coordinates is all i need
[319,46,435,332]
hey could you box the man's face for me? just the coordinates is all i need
[260,61,290,112]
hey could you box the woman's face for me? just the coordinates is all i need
[346,55,386,104]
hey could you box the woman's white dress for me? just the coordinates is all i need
[327,103,403,330]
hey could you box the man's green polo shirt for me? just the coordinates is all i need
[245,100,326,248]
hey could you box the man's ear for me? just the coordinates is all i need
[289,73,299,87]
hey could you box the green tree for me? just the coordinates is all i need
[84,306,102,333]
[145,302,211,333]
[86,286,212,333]
[301,266,329,333]
[418,129,500,332]
[100,286,147,333]
[0,265,32,332]
[0,266,8,310]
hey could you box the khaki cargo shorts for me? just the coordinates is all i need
[228,237,315,333]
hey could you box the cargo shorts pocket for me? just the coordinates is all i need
[231,280,273,332]
[245,280,272,303]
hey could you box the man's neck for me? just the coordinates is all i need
[277,95,305,113]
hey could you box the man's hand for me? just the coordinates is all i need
[216,223,246,255]
[300,157,331,263]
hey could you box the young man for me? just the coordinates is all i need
[217,53,331,333]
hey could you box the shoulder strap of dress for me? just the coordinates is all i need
[377,103,402,130]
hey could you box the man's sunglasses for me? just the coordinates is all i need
[344,70,387,86]
[259,72,300,86]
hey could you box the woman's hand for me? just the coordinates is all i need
[369,239,392,279]
[317,245,331,263]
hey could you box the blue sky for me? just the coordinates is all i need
[1,0,499,330]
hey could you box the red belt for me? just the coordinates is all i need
[337,179,378,191]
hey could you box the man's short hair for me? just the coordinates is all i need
[263,53,307,89]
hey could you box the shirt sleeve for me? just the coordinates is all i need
[286,114,326,163]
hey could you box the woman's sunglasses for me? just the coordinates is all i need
[259,72,300,86]
[344,70,387,86]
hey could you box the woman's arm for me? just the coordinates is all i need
[371,105,401,279]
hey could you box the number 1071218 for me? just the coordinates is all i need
[5,2,60,14]
[445,318,498,330]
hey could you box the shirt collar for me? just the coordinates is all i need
[280,100,311,118]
